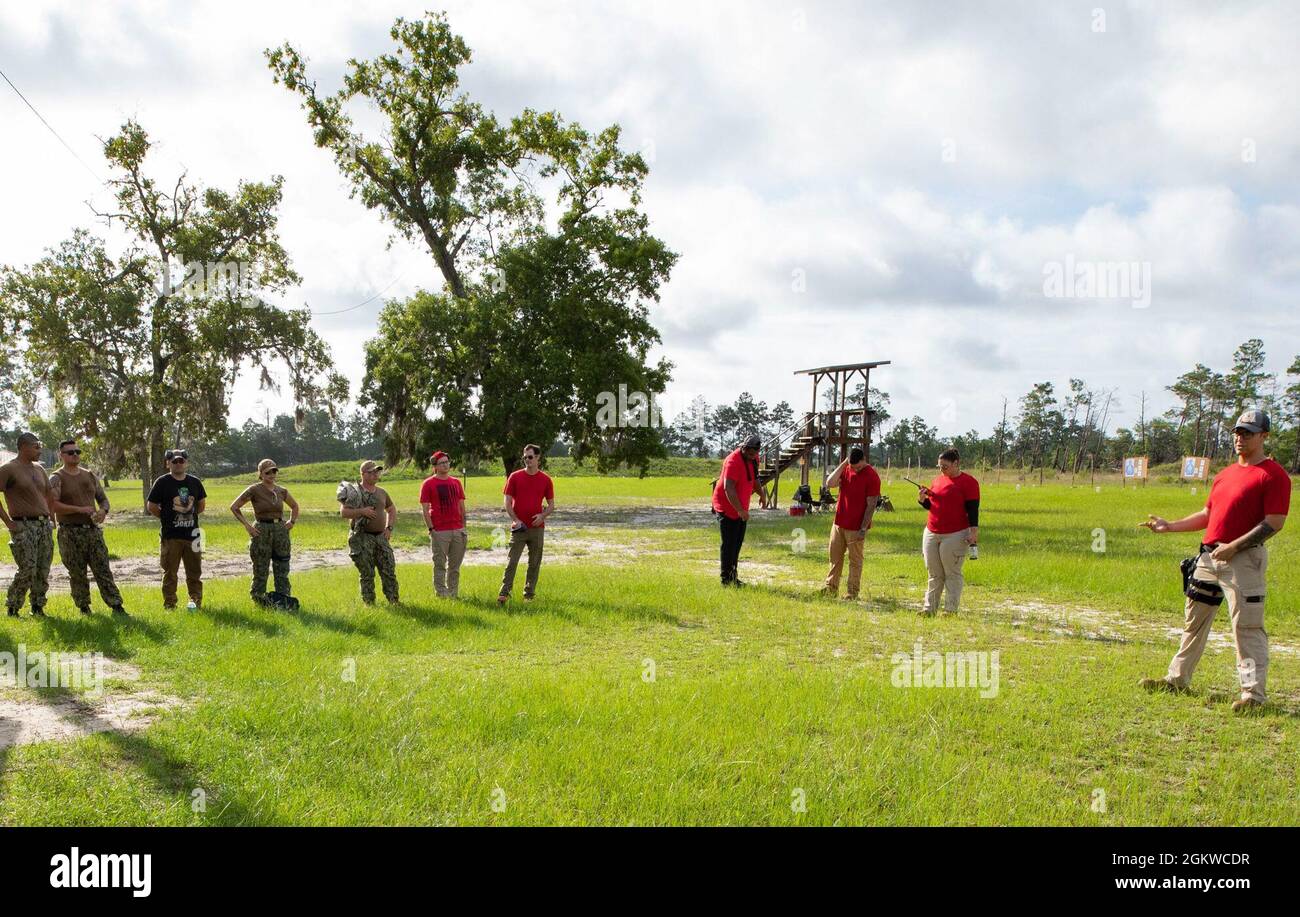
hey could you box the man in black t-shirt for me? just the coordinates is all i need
[146,449,207,610]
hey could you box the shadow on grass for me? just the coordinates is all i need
[47,689,276,825]
[195,605,284,637]
[386,600,490,630]
[1203,688,1300,720]
[492,593,682,627]
[31,611,170,658]
[282,605,381,637]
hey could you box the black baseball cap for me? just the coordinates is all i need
[743,434,762,450]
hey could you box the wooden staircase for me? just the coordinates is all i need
[756,412,822,488]
[758,432,819,487]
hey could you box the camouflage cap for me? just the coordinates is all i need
[257,459,278,475]
[1233,409,1271,434]
[360,460,383,474]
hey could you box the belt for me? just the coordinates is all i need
[255,518,283,524]
[12,515,49,521]
[58,522,96,528]
[1200,542,1220,553]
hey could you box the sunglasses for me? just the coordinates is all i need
[62,449,81,456]
[170,457,187,464]
[265,468,279,475]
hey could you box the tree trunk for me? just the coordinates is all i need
[140,430,165,509]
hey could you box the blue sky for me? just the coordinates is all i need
[2,0,1298,437]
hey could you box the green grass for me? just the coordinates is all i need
[3,476,1297,825]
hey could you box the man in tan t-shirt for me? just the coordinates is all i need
[48,438,128,617]
[339,460,399,604]
[0,432,54,617]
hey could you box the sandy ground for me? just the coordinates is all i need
[0,659,185,750]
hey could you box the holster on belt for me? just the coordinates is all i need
[1182,551,1225,606]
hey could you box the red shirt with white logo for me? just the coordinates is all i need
[1203,458,1291,544]
[834,464,882,530]
[505,469,554,528]
[926,472,980,534]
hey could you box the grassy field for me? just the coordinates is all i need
[1,475,1297,825]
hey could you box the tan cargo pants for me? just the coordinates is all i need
[1168,545,1269,702]
[824,524,865,598]
[922,528,969,614]
[431,528,467,597]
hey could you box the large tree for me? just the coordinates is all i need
[268,12,675,474]
[0,122,346,499]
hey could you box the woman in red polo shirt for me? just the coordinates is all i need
[917,448,980,616]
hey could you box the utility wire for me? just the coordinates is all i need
[3,62,405,318]
[0,64,105,185]
[310,272,406,315]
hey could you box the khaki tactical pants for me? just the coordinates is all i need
[1168,546,1269,702]
[58,523,123,610]
[250,520,292,598]
[500,526,544,599]
[161,537,203,608]
[431,529,467,597]
[825,524,865,598]
[922,528,969,614]
[7,518,53,613]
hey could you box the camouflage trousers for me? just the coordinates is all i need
[57,523,123,610]
[7,518,54,613]
[250,521,292,598]
[348,530,398,603]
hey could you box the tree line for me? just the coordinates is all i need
[660,339,1300,474]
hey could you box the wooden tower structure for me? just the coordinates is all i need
[757,360,890,503]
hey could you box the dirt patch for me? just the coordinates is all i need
[998,599,1300,656]
[0,525,684,592]
[0,660,185,750]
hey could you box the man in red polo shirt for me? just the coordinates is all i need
[1139,409,1290,713]
[498,443,555,604]
[712,434,768,587]
[821,446,881,600]
[917,447,980,616]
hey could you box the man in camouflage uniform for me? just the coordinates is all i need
[0,432,54,617]
[339,460,399,605]
[47,438,129,617]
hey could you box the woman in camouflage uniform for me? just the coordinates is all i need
[230,459,300,607]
